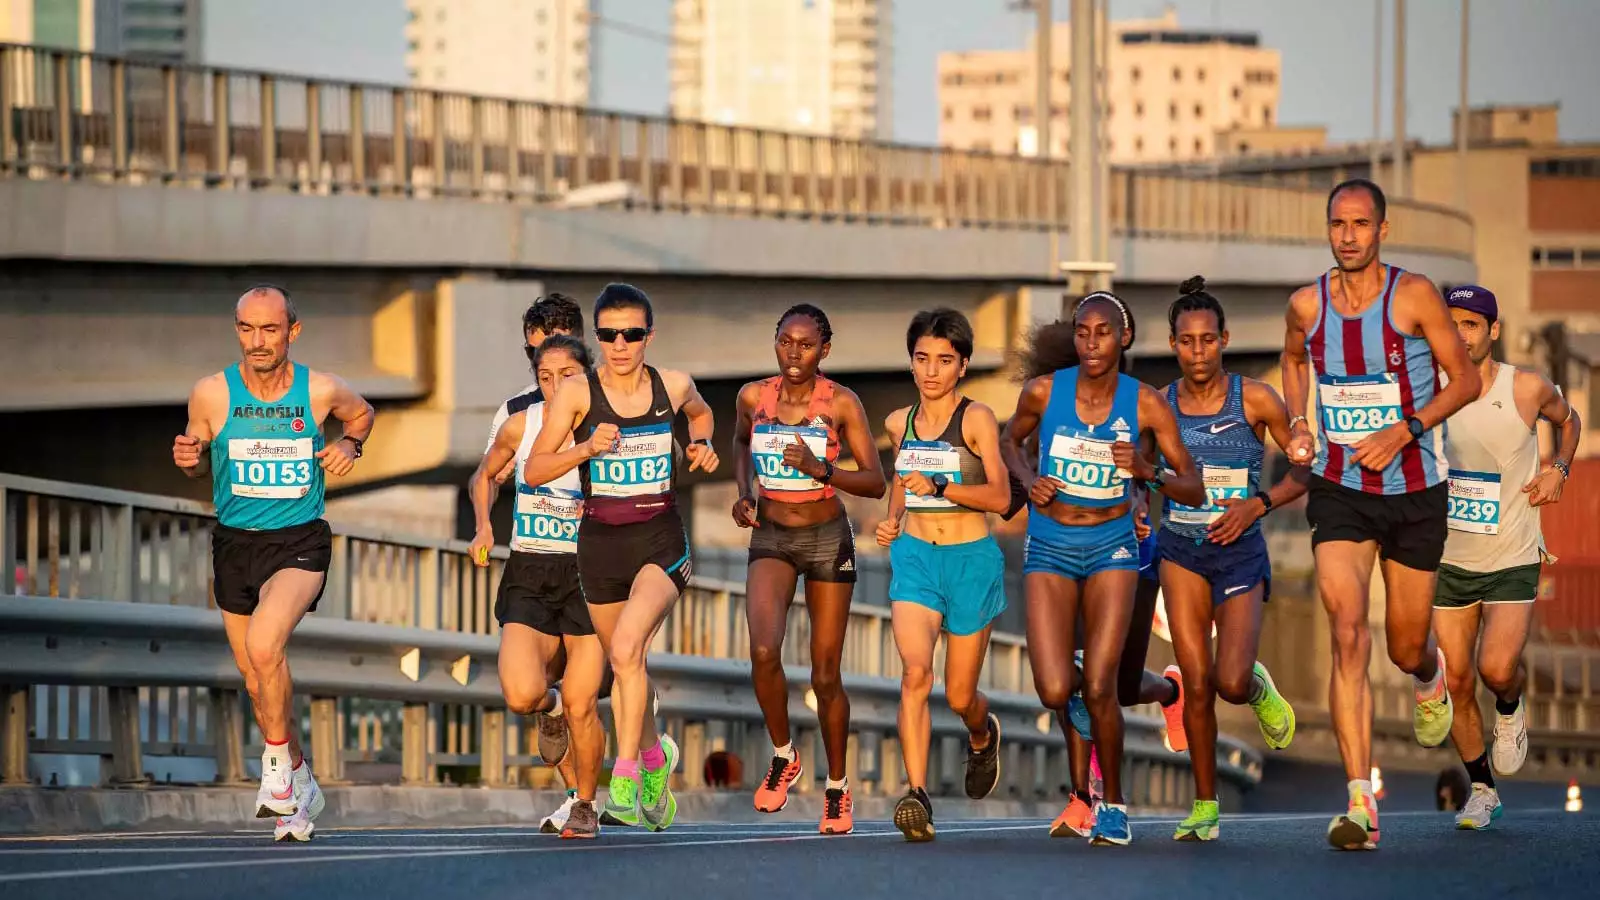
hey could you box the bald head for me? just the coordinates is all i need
[234,284,300,374]
[236,284,298,327]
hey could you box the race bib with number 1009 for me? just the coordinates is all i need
[512,485,583,553]
[227,438,315,499]
[1317,373,1403,446]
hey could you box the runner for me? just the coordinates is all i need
[526,283,718,832]
[469,335,608,839]
[1158,276,1303,841]
[475,293,587,830]
[171,285,375,842]
[1000,291,1206,846]
[1281,178,1481,850]
[731,304,886,834]
[877,308,1013,843]
[1435,285,1581,830]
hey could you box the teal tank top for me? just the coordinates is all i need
[209,363,326,531]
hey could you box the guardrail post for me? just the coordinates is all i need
[161,66,178,179]
[210,689,247,783]
[210,69,229,183]
[401,702,430,784]
[309,696,346,784]
[480,708,505,787]
[110,59,127,175]
[53,53,71,175]
[0,46,15,171]
[349,86,366,192]
[0,484,11,595]
[680,722,705,790]
[1,686,29,785]
[879,736,901,796]
[107,687,148,785]
[258,75,276,185]
[105,502,136,603]
[391,90,409,196]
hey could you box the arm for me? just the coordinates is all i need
[1522,370,1582,507]
[483,399,517,485]
[1000,376,1062,507]
[173,375,224,479]
[1209,380,1311,545]
[525,376,598,487]
[822,387,888,500]
[666,369,719,472]
[468,413,524,565]
[313,372,375,477]
[1125,385,1206,508]
[940,402,1012,514]
[730,383,760,527]
[875,411,908,547]
[1280,286,1318,465]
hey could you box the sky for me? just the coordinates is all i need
[206,0,1600,147]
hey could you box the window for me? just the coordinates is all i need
[407,39,419,52]
[1194,137,1203,154]
[1233,86,1242,100]
[436,39,445,51]
[1263,105,1273,125]
[1195,102,1204,119]
[1197,67,1207,83]
[973,105,992,122]
[537,40,546,53]
[1051,104,1067,118]
[1131,66,1141,83]
[973,139,993,153]
[942,105,954,122]
[1135,136,1144,154]
[1169,137,1178,152]
[1169,102,1178,120]
[1519,110,1532,123]
[1014,104,1033,122]
[1173,65,1182,82]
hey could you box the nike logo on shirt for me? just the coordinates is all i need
[654,408,670,416]
[1208,422,1238,434]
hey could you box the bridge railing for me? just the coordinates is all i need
[0,472,1261,810]
[0,43,1472,258]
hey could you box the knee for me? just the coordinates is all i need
[1213,668,1250,706]
[810,664,843,702]
[1033,673,1072,713]
[901,664,934,701]
[608,631,648,675]
[1445,664,1477,701]
[1386,635,1427,674]
[751,641,784,672]
[563,691,598,725]
[1477,656,1519,696]
[1083,671,1117,711]
[1329,617,1370,664]
[945,683,976,719]
[244,629,286,675]
[504,680,549,717]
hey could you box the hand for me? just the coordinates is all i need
[732,495,760,528]
[1350,421,1412,472]
[686,440,720,473]
[1133,509,1152,541]
[586,422,620,458]
[315,439,357,477]
[1286,420,1316,466]
[1029,475,1062,508]
[1523,466,1568,507]
[469,527,494,567]
[1206,496,1263,546]
[902,472,936,497]
[1112,441,1154,481]
[493,458,516,485]
[172,434,204,470]
[875,516,902,547]
[781,435,822,478]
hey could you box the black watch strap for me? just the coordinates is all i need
[1406,416,1424,439]
[342,435,365,458]
[818,459,835,483]
[1259,492,1274,515]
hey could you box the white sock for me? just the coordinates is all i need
[1349,778,1374,799]
[825,776,848,792]
[263,742,290,763]
[547,689,564,717]
[773,742,796,761]
[1415,656,1443,695]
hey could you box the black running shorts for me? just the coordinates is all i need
[1306,476,1448,572]
[747,515,857,584]
[575,510,692,605]
[496,551,594,636]
[211,519,332,616]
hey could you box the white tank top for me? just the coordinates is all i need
[510,402,584,555]
[1440,364,1545,571]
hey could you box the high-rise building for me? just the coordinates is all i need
[670,0,892,141]
[1,1,201,112]
[94,0,202,65]
[404,0,590,104]
[937,8,1281,162]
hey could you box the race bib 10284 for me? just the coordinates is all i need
[752,424,827,493]
[227,438,315,500]
[1318,373,1403,446]
[588,423,673,498]
[1447,468,1501,535]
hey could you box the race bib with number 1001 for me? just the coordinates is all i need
[752,424,828,493]
[1045,430,1125,502]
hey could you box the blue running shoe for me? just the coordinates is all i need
[1089,803,1132,846]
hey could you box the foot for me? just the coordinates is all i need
[753,751,804,813]
[963,713,1002,800]
[541,794,579,834]
[819,786,854,835]
[272,806,314,842]
[640,734,680,832]
[601,773,641,828]
[1327,786,1379,850]
[1161,664,1188,753]
[1089,803,1132,846]
[1491,696,1528,775]
[1413,648,1454,749]
[1249,662,1297,750]
[1049,794,1094,838]
[291,760,325,822]
[893,788,935,843]
[1454,783,1503,830]
[560,798,600,840]
[272,762,317,842]
[254,746,296,819]
[536,698,570,766]
[1173,799,1220,842]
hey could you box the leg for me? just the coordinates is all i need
[498,624,562,716]
[1435,604,1486,763]
[590,566,677,763]
[1379,557,1442,680]
[1316,540,1378,782]
[1079,568,1138,805]
[1119,575,1178,707]
[943,626,994,737]
[558,634,608,802]
[1024,572,1081,741]
[1479,600,1536,775]
[805,579,854,782]
[746,559,799,749]
[1212,586,1266,707]
[890,601,943,791]
[1162,559,1219,801]
[245,568,325,766]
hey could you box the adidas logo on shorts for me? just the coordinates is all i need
[1110,546,1134,561]
[838,559,855,572]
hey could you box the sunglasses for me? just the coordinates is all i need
[595,327,650,344]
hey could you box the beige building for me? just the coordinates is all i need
[405,0,590,104]
[938,7,1280,162]
[670,0,892,141]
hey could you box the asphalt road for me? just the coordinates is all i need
[1,806,1594,900]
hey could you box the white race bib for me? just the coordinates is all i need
[227,438,315,500]
[897,440,962,511]
[752,424,827,493]
[1167,464,1250,527]
[512,485,582,554]
[1045,430,1126,502]
[1317,373,1403,446]
[588,423,672,498]
[1447,469,1501,535]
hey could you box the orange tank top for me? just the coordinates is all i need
[750,375,841,504]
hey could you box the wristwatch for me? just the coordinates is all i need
[930,473,949,498]
[341,436,365,459]
[691,438,713,449]
[1145,468,1169,492]
[1553,459,1571,480]
[818,459,835,484]
[1258,492,1274,515]
[1406,416,1425,440]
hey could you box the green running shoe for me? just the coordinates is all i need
[1249,662,1296,750]
[1173,799,1220,842]
[602,772,642,828]
[1413,648,1454,749]
[640,734,680,832]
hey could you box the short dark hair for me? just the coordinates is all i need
[535,293,584,338]
[593,283,654,329]
[776,303,833,344]
[533,333,594,371]
[1328,177,1387,223]
[1168,275,1227,336]
[905,308,974,361]
[241,283,297,325]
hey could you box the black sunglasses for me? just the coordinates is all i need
[595,327,650,344]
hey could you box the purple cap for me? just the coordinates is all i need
[1446,284,1498,323]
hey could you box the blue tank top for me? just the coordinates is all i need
[1028,367,1141,540]
[1161,374,1264,543]
[209,363,325,531]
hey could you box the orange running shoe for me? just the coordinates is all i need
[820,786,854,835]
[1050,794,1094,838]
[753,752,803,813]
[1161,664,1188,753]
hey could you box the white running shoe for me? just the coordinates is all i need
[293,760,327,822]
[254,746,297,819]
[1491,697,1528,776]
[542,794,580,834]
[1454,783,1503,830]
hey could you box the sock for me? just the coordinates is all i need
[1349,778,1374,800]
[263,738,289,762]
[825,776,848,792]
[1463,752,1495,789]
[1160,676,1181,707]
[1495,695,1521,716]
[547,690,563,718]
[641,741,666,771]
[773,742,796,761]
[1247,672,1267,704]
[613,758,640,780]
[1415,655,1443,695]
[1074,789,1092,805]
[566,788,578,798]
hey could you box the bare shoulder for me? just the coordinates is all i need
[307,368,354,399]
[1510,364,1555,400]
[659,367,695,391]
[830,381,867,418]
[884,405,911,442]
[1020,373,1056,406]
[1287,282,1321,324]
[1240,376,1283,404]
[191,371,229,400]
[735,379,764,411]
[963,399,999,427]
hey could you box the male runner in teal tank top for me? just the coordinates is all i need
[172,285,375,842]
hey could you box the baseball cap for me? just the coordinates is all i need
[1446,285,1498,324]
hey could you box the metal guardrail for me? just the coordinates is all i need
[0,472,1261,808]
[0,43,1473,258]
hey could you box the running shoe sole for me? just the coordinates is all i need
[1455,804,1503,830]
[1049,812,1091,839]
[893,796,935,843]
[273,820,314,842]
[1174,821,1219,842]
[1327,816,1377,850]
[755,761,802,813]
[1090,831,1132,847]
[1253,663,1296,750]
